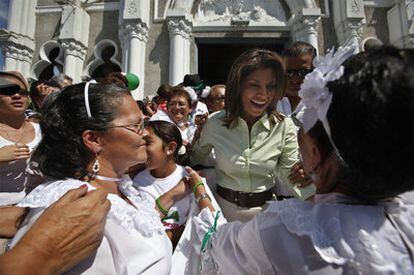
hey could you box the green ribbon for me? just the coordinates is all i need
[201,211,221,253]
[193,82,204,91]
[165,211,180,222]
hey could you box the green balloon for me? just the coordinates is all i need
[125,73,140,90]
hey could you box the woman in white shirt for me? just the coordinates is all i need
[10,83,173,274]
[186,47,414,274]
[133,120,191,245]
[0,71,42,206]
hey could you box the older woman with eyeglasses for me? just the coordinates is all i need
[9,82,187,274]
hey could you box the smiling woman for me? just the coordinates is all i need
[190,49,315,222]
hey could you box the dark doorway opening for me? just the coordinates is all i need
[197,38,286,86]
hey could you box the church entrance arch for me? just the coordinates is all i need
[196,37,286,86]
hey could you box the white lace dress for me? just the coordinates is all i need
[10,177,172,275]
[193,192,414,274]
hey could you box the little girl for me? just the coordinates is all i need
[133,120,192,242]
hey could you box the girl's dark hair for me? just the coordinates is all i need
[224,49,286,127]
[324,47,414,202]
[31,83,130,179]
[146,120,183,158]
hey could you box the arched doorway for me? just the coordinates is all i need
[196,37,286,86]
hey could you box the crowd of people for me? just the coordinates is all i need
[0,41,413,274]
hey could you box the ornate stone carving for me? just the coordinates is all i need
[60,39,87,59]
[336,20,364,44]
[120,21,149,44]
[195,0,286,24]
[127,1,137,15]
[346,0,364,17]
[291,15,320,40]
[167,18,192,40]
[0,30,34,63]
[3,43,33,63]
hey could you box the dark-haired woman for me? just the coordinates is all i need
[10,83,173,274]
[186,46,414,274]
[190,49,314,222]
[133,121,191,242]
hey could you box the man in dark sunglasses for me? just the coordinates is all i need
[277,41,316,115]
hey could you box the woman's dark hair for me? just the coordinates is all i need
[146,120,183,158]
[31,83,130,179]
[324,46,414,202]
[224,49,286,127]
[168,85,192,107]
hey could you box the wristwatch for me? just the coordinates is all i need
[196,192,211,204]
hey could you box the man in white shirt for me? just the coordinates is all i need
[277,41,316,115]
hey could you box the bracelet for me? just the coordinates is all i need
[192,181,204,195]
[196,192,211,204]
[155,197,169,215]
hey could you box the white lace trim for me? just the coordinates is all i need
[263,194,414,272]
[19,178,164,237]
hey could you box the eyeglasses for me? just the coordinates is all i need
[286,68,313,78]
[167,101,188,109]
[208,95,225,104]
[0,86,28,97]
[108,119,147,135]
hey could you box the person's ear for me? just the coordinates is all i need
[310,141,322,171]
[82,130,104,154]
[165,141,177,157]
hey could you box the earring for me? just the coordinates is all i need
[91,154,100,179]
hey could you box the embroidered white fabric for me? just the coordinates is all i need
[192,192,414,274]
[18,177,165,237]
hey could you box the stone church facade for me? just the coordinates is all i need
[0,0,413,99]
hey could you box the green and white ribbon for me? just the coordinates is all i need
[201,211,221,253]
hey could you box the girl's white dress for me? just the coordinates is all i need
[10,177,172,275]
[133,165,191,230]
[193,192,414,274]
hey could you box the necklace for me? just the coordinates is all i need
[94,174,123,182]
[0,122,28,144]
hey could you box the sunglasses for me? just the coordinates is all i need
[0,84,28,96]
[286,68,313,78]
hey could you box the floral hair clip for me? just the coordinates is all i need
[297,43,357,134]
[200,86,211,99]
[183,86,198,104]
[295,42,357,158]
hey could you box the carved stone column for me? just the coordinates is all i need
[333,0,365,51]
[387,0,414,48]
[118,0,150,99]
[119,20,149,99]
[59,2,90,83]
[290,9,321,54]
[167,16,192,86]
[61,39,87,83]
[0,0,37,77]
